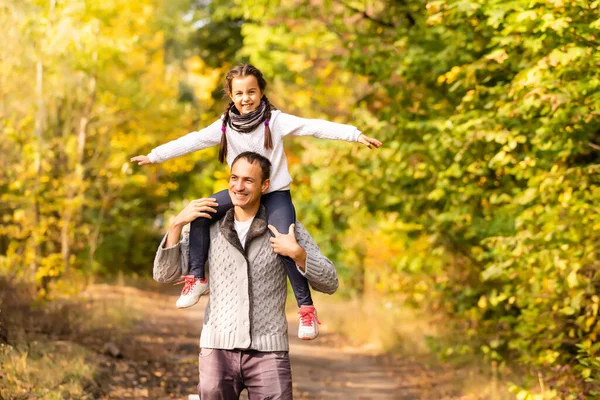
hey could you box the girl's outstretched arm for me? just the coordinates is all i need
[274,111,382,148]
[131,118,223,165]
[131,155,151,165]
[357,133,383,149]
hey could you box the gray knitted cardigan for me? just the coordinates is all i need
[153,206,339,352]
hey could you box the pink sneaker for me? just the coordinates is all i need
[298,305,320,340]
[175,276,208,309]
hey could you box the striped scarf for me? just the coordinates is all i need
[228,100,270,133]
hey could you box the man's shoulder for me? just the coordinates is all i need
[208,220,224,235]
[293,221,309,235]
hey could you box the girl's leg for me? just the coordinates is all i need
[188,189,233,278]
[262,191,313,307]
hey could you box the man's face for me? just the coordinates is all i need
[229,158,269,210]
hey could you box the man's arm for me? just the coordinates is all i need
[153,229,189,283]
[268,222,339,294]
[153,198,218,283]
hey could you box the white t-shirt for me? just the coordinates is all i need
[234,217,255,249]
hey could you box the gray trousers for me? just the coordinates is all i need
[197,348,293,400]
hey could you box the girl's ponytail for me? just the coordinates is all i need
[219,101,234,163]
[262,96,274,151]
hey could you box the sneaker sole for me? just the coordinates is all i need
[176,299,200,309]
[299,333,319,340]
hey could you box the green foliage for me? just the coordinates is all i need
[0,0,223,284]
[3,0,600,395]
[204,0,600,395]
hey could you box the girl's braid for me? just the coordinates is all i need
[218,101,235,163]
[262,95,274,151]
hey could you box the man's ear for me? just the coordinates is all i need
[261,179,270,194]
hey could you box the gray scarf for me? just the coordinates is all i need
[228,100,270,133]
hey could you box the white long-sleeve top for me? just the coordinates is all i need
[147,110,361,193]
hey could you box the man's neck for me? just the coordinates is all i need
[234,204,259,222]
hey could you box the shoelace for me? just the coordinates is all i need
[299,308,321,327]
[175,275,197,295]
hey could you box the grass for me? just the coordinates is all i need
[0,276,148,399]
[0,340,95,399]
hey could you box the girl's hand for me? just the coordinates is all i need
[130,155,151,165]
[357,134,383,149]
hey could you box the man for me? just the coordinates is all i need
[153,151,338,399]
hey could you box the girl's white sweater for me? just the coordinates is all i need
[147,110,361,193]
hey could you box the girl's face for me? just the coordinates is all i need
[229,75,263,114]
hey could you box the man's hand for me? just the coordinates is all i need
[357,133,383,149]
[131,155,151,165]
[165,198,218,248]
[174,198,219,227]
[268,224,307,271]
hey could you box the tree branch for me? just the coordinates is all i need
[341,2,396,28]
[394,0,416,26]
[569,31,599,48]
[588,141,600,151]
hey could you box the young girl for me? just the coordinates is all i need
[132,64,382,340]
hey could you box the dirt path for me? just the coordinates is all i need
[85,284,472,400]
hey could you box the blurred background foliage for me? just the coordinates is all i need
[1,0,600,396]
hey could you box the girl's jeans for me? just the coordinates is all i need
[188,189,313,307]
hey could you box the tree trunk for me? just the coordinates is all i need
[33,59,44,281]
[88,191,109,277]
[61,71,96,273]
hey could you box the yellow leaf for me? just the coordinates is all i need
[478,296,488,309]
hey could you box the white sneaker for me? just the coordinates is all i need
[175,276,208,309]
[298,305,320,340]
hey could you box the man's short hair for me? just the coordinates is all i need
[231,152,272,182]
